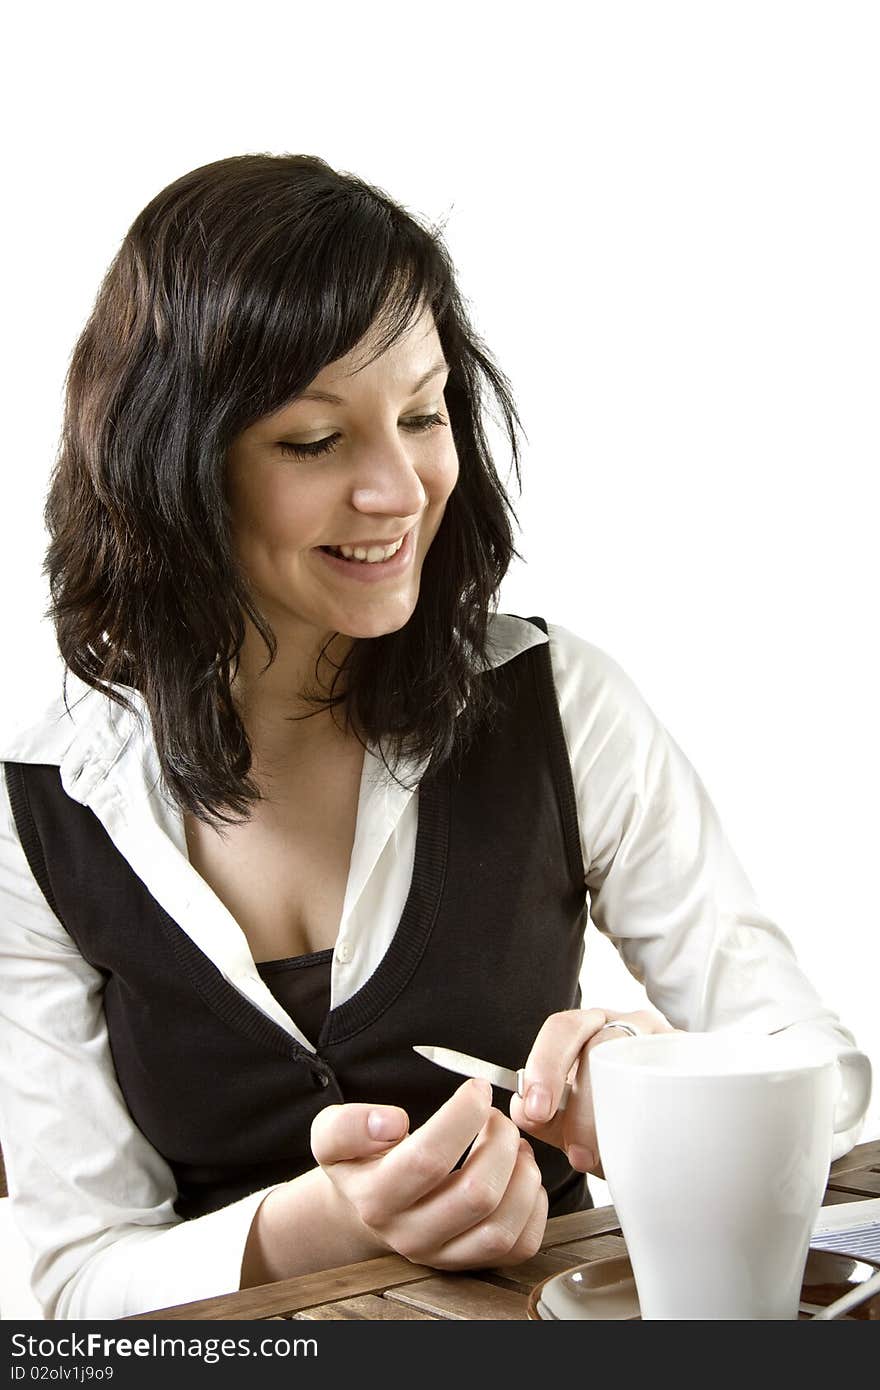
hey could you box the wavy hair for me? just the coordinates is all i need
[43,153,525,825]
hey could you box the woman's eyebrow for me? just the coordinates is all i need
[296,359,450,406]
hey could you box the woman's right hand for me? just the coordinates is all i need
[310,1078,548,1270]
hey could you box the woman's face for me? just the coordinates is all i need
[226,305,459,648]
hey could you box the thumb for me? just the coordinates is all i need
[310,1102,410,1165]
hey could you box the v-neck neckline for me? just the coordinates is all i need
[157,760,451,1062]
[318,762,450,1047]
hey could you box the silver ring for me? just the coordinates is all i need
[602,1020,642,1038]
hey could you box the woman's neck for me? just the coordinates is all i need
[230,626,355,772]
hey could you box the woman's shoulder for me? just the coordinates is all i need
[545,619,646,697]
[492,613,663,758]
[493,611,646,699]
[0,674,141,771]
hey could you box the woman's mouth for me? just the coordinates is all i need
[320,535,406,564]
[314,528,414,582]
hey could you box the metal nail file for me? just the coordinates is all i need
[413,1044,571,1112]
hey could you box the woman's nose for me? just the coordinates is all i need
[349,438,427,518]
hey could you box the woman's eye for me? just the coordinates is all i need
[278,435,340,461]
[278,412,447,461]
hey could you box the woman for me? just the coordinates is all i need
[0,153,868,1320]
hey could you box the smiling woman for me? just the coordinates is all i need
[0,152,870,1321]
[32,154,525,829]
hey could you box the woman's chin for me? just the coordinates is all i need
[339,609,415,640]
[330,591,419,640]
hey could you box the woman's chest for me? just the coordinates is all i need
[182,745,365,962]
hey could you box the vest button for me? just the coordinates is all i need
[313,1071,331,1088]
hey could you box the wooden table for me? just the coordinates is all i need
[127,1138,880,1321]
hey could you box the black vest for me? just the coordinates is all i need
[4,617,592,1222]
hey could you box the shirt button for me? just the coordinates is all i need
[335,940,353,964]
[314,1071,330,1088]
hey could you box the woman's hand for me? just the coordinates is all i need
[310,1078,548,1270]
[509,1007,678,1178]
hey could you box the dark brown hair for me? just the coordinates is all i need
[43,153,525,825]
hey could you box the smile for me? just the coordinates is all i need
[314,528,415,582]
[320,535,406,564]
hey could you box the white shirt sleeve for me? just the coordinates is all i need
[547,622,870,1160]
[0,772,278,1320]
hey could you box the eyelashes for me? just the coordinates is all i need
[278,412,448,461]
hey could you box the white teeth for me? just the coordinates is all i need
[335,536,405,563]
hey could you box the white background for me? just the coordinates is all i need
[2,0,878,1212]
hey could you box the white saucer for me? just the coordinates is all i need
[528,1255,640,1320]
[527,1248,880,1320]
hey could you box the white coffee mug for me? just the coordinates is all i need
[589,1031,872,1320]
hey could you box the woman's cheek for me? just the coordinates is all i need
[433,442,460,503]
[421,451,459,540]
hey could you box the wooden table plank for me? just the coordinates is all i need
[386,1275,528,1320]
[542,1205,621,1243]
[478,1234,629,1294]
[292,1295,439,1320]
[476,1249,590,1293]
[821,1187,874,1206]
[826,1170,880,1197]
[124,1254,435,1321]
[553,1233,629,1262]
[829,1139,880,1176]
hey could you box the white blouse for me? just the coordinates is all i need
[0,615,867,1319]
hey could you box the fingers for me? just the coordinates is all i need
[410,1133,548,1270]
[310,1102,410,1165]
[366,1078,494,1215]
[313,1088,549,1271]
[315,1078,495,1231]
[593,1009,677,1043]
[510,1054,599,1173]
[509,1007,677,1172]
[560,1009,677,1171]
[517,1007,607,1123]
[386,1106,522,1258]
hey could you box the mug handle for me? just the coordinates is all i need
[832,1048,873,1134]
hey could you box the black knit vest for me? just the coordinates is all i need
[3,617,592,1221]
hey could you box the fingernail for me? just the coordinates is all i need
[471,1078,493,1103]
[525,1084,551,1122]
[567,1145,596,1172]
[367,1110,406,1141]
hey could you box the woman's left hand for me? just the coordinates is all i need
[509,1007,678,1178]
